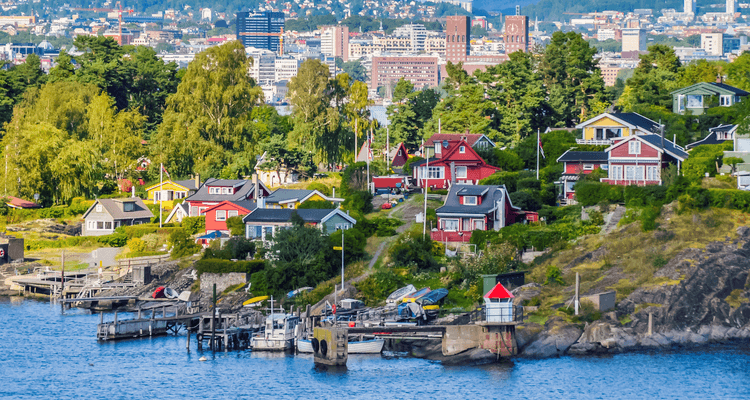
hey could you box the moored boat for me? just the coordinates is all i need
[386,284,416,306]
[251,314,300,351]
[296,338,385,354]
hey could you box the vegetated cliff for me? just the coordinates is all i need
[517,224,750,358]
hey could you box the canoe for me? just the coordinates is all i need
[402,287,431,303]
[152,286,165,299]
[243,295,269,306]
[386,284,416,306]
[296,338,384,354]
[287,287,313,298]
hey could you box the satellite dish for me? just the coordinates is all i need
[442,140,449,149]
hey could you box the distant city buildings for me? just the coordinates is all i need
[321,25,349,62]
[237,11,285,53]
[371,55,439,91]
[446,15,470,63]
[622,28,646,52]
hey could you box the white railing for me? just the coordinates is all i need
[576,139,612,145]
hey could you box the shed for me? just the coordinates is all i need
[484,283,515,323]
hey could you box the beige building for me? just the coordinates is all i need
[621,28,646,52]
[701,33,724,56]
[600,64,623,86]
[321,25,349,61]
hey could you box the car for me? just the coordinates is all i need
[381,203,392,209]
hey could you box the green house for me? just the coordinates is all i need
[671,82,749,115]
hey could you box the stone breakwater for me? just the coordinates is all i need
[516,226,750,358]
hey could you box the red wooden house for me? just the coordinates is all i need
[387,142,409,167]
[185,177,270,217]
[556,151,608,202]
[600,134,688,186]
[431,184,523,243]
[411,139,500,189]
[203,200,257,234]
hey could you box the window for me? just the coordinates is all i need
[473,219,484,230]
[227,210,239,218]
[96,221,104,230]
[625,165,644,181]
[435,142,442,153]
[600,164,609,170]
[216,210,227,221]
[459,146,465,153]
[583,164,594,171]
[629,141,641,155]
[422,166,444,179]
[443,219,459,231]
[687,94,703,108]
[677,94,685,111]
[104,221,112,230]
[720,95,731,106]
[198,207,207,216]
[335,223,350,230]
[647,166,660,181]
[463,196,477,205]
[595,128,622,140]
[123,202,134,212]
[609,165,623,180]
[456,166,467,178]
[95,204,102,213]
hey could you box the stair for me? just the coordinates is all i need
[601,205,626,235]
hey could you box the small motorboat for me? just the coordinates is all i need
[164,287,178,299]
[296,338,384,354]
[386,284,416,307]
[415,288,449,306]
[251,314,300,351]
[402,287,431,303]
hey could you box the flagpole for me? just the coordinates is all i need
[422,138,427,240]
[159,163,163,228]
[536,129,540,180]
[354,117,358,164]
[367,124,371,194]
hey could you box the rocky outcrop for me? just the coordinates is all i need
[533,226,750,358]
[520,316,582,358]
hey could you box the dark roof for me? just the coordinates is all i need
[185,178,260,202]
[436,184,519,216]
[710,82,749,96]
[242,208,333,223]
[634,134,689,160]
[85,198,154,220]
[557,151,608,163]
[686,125,735,149]
[228,200,257,211]
[671,82,750,96]
[409,157,439,169]
[610,113,661,133]
[457,187,489,196]
[174,179,198,191]
[426,133,492,148]
[265,189,313,204]
[710,124,737,133]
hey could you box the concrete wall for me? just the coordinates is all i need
[200,272,247,294]
[584,290,616,312]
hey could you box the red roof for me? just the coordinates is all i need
[484,283,514,299]
[426,133,487,148]
[6,196,41,209]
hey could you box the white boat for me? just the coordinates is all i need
[386,284,416,307]
[251,314,300,351]
[296,338,385,354]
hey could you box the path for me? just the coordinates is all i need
[601,205,626,235]
[365,196,425,269]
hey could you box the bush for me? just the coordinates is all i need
[388,232,440,272]
[226,215,245,236]
[509,190,541,211]
[342,190,373,214]
[355,270,406,306]
[127,237,148,253]
[168,229,200,258]
[518,178,541,191]
[297,200,335,209]
[195,258,266,276]
[202,236,256,260]
[402,156,424,173]
[371,217,403,237]
[544,265,564,285]
[119,224,181,239]
[306,182,331,196]
[181,216,205,235]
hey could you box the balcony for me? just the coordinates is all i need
[576,139,613,145]
[600,179,662,186]
[430,230,473,243]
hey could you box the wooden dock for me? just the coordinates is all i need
[96,305,203,341]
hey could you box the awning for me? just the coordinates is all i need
[559,173,582,181]
[197,231,224,239]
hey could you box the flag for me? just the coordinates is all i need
[538,136,546,159]
[161,164,171,179]
[368,134,373,161]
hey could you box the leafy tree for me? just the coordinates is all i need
[678,60,723,88]
[153,41,264,178]
[182,216,206,235]
[388,231,440,272]
[259,135,316,183]
[724,157,744,174]
[47,50,76,83]
[337,59,368,82]
[392,78,414,103]
[169,228,201,258]
[726,53,750,91]
[619,45,681,111]
[226,215,245,236]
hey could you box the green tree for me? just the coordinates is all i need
[153,41,264,178]
[726,53,750,91]
[619,44,682,111]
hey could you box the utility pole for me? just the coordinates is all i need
[536,128,540,180]
[159,163,163,228]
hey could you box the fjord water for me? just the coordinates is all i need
[3,298,750,400]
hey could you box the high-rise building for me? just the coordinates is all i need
[727,0,738,14]
[371,56,439,91]
[236,11,285,52]
[684,0,696,14]
[321,25,350,61]
[701,33,724,56]
[622,28,646,52]
[445,15,470,63]
[504,7,529,54]
[392,24,428,52]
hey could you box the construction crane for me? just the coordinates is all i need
[71,1,134,45]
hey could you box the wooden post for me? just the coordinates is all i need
[574,272,580,316]
[211,283,217,351]
[648,312,653,336]
[186,327,190,351]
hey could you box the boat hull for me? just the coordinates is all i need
[296,339,384,354]
[251,338,294,351]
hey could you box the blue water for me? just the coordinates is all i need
[2,298,750,399]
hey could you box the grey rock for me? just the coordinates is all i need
[520,317,582,358]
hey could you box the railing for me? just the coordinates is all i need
[576,139,612,145]
[468,305,525,323]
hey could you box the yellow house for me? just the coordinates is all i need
[575,112,662,145]
[145,178,200,208]
[261,189,344,209]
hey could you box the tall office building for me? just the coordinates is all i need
[622,28,647,52]
[236,11,285,52]
[392,24,428,52]
[684,0,696,14]
[321,25,349,61]
[727,0,738,14]
[701,33,724,56]
[504,7,529,54]
[445,15,470,63]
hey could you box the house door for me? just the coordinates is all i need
[462,218,471,231]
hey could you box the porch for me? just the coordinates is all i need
[430,230,473,243]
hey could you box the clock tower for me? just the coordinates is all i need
[504,7,529,54]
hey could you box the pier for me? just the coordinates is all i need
[96,304,203,341]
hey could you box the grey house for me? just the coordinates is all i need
[243,208,356,242]
[83,198,154,236]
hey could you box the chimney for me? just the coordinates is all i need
[131,185,135,198]
[194,173,200,189]
[252,173,259,200]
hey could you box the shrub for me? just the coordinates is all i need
[371,217,403,237]
[203,237,256,260]
[119,224,181,239]
[297,200,335,209]
[181,216,205,235]
[518,178,541,191]
[510,190,541,211]
[168,229,200,258]
[342,190,373,214]
[306,182,331,196]
[127,237,148,253]
[195,258,266,276]
[388,232,440,272]
[355,270,406,306]
[226,215,245,236]
[544,265,564,285]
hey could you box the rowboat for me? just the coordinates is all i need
[296,338,385,354]
[243,295,269,307]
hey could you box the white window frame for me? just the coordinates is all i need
[422,166,444,180]
[215,210,227,221]
[435,142,442,154]
[720,95,731,106]
[647,166,660,181]
[459,146,466,153]
[629,141,641,155]
[583,164,594,170]
[609,165,623,180]
[227,210,239,218]
[95,204,102,213]
[473,219,484,230]
[625,165,644,181]
[464,196,477,205]
[443,219,459,231]
[456,166,467,179]
[677,94,685,111]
